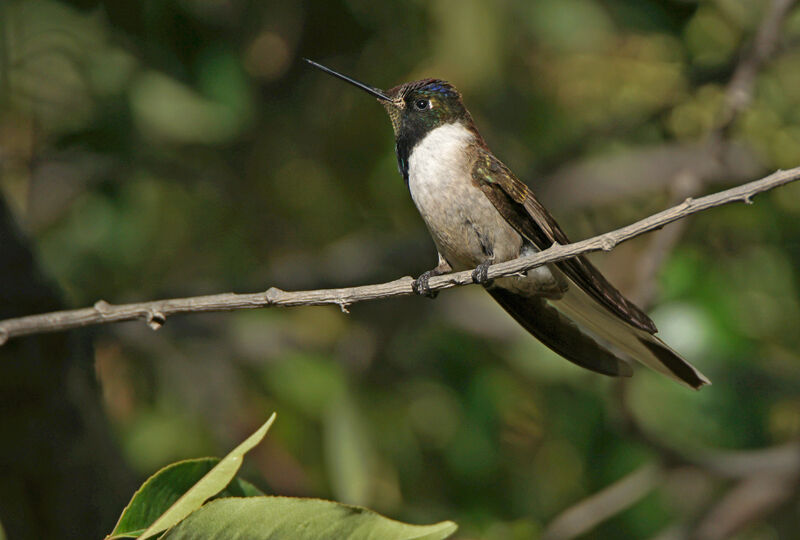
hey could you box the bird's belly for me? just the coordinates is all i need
[410,179,565,296]
[409,170,521,270]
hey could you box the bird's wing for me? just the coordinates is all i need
[471,149,657,334]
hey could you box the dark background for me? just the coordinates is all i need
[1,0,800,538]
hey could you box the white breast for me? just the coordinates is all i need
[406,122,523,270]
[407,123,475,203]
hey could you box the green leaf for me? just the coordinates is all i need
[110,458,217,538]
[110,457,265,537]
[161,496,457,540]
[217,476,264,498]
[108,413,275,539]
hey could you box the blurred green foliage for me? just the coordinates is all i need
[2,0,800,538]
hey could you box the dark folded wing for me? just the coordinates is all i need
[472,149,657,334]
[488,288,633,377]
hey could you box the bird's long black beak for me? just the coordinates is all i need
[304,58,392,102]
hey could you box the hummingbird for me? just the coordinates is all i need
[305,59,710,389]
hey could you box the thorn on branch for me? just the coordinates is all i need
[337,301,350,314]
[743,195,754,205]
[147,310,166,331]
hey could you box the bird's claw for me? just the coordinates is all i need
[471,260,493,287]
[412,271,439,299]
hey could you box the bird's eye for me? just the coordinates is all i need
[414,99,430,111]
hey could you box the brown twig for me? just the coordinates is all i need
[0,166,798,345]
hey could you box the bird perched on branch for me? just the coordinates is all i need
[305,59,709,389]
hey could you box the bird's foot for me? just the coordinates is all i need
[471,260,493,287]
[413,270,439,299]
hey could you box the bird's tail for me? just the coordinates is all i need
[551,284,710,389]
[488,288,634,378]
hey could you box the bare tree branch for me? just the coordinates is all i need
[719,0,797,131]
[693,474,799,540]
[0,166,798,345]
[542,141,761,210]
[542,464,664,540]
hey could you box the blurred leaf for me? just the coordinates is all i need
[406,380,462,449]
[324,390,375,505]
[427,0,502,87]
[263,352,347,417]
[160,496,457,540]
[130,69,248,144]
[543,34,686,127]
[532,438,584,513]
[667,84,725,139]
[525,0,614,52]
[4,0,107,133]
[197,47,252,117]
[121,408,215,473]
[685,5,741,67]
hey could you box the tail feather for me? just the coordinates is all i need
[488,288,633,378]
[551,285,710,389]
[637,336,710,389]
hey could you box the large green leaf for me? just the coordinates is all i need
[161,496,457,540]
[107,413,275,539]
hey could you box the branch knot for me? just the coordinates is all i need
[265,287,283,304]
[600,237,617,252]
[94,300,112,316]
[147,310,166,331]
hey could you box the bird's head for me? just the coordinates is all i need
[305,59,473,144]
